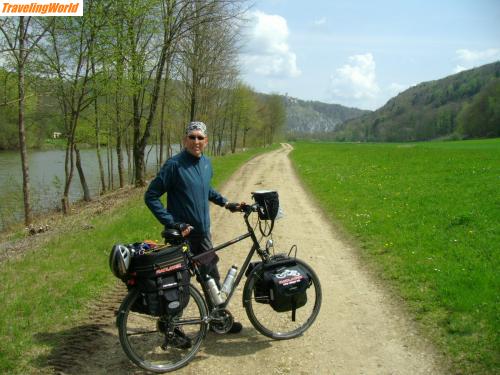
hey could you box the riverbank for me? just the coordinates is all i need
[0,184,142,263]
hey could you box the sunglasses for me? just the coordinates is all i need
[188,135,205,141]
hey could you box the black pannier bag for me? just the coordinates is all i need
[129,245,191,316]
[249,256,311,318]
[252,190,279,221]
[267,263,310,313]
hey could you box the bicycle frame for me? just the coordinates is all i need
[189,205,269,310]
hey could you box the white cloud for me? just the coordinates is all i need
[313,17,327,26]
[241,10,301,78]
[330,53,380,101]
[454,48,500,73]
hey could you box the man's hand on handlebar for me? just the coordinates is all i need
[225,202,246,213]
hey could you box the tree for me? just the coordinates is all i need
[264,94,286,144]
[0,16,53,225]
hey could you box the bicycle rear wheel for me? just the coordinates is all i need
[243,258,321,340]
[116,285,208,373]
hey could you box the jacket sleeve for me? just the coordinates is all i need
[144,159,176,227]
[207,161,227,207]
[209,186,227,207]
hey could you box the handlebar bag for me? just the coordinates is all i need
[252,190,279,220]
[129,245,191,316]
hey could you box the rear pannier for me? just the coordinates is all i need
[110,243,191,316]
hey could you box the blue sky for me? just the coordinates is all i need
[238,0,500,110]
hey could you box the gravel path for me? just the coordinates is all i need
[55,144,446,374]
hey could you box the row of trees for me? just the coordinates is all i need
[0,1,286,226]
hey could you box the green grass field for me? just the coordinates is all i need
[0,146,274,373]
[290,139,500,374]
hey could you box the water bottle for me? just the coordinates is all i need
[206,276,225,305]
[220,265,238,296]
[221,265,238,295]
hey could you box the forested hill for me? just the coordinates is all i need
[333,61,500,141]
[284,96,369,137]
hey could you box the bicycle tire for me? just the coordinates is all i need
[117,285,208,373]
[243,258,322,340]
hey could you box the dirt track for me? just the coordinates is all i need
[54,144,446,374]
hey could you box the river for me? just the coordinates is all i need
[0,145,179,231]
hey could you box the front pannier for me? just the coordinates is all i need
[267,263,310,313]
[251,256,311,318]
[129,245,191,316]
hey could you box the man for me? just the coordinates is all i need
[145,121,242,337]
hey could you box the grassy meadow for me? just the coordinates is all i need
[0,146,274,373]
[290,139,500,374]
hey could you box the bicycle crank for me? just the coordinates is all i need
[209,308,234,334]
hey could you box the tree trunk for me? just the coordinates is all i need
[132,93,145,186]
[116,126,124,188]
[107,129,114,189]
[91,55,106,193]
[94,96,106,193]
[125,125,132,183]
[17,16,33,226]
[159,77,168,166]
[74,144,91,202]
[62,139,74,215]
[115,48,125,188]
[167,122,172,158]
[115,92,124,188]
[134,142,146,186]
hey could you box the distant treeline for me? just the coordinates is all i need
[0,68,284,153]
[331,61,500,142]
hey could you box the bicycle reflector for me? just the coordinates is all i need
[109,244,132,278]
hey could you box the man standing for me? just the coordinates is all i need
[145,121,242,334]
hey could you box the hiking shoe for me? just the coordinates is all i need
[209,321,243,334]
[168,327,192,349]
[228,321,243,334]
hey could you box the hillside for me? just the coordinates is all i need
[284,96,369,136]
[333,61,500,141]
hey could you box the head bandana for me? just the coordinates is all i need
[186,121,207,137]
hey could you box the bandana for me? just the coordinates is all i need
[186,121,207,136]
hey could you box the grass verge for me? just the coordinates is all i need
[0,145,276,374]
[290,139,500,374]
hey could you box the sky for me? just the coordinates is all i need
[238,0,500,110]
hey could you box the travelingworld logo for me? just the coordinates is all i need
[1,0,83,16]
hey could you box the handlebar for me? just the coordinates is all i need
[240,203,259,214]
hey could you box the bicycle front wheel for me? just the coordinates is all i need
[243,258,322,340]
[116,285,208,373]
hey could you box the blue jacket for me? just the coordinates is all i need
[144,149,227,235]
